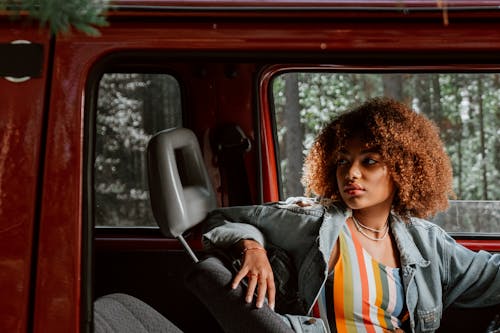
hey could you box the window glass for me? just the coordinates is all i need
[95,73,182,227]
[273,72,499,234]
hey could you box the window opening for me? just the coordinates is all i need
[95,73,182,227]
[273,72,499,234]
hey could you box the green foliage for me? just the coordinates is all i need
[95,73,182,226]
[2,0,109,35]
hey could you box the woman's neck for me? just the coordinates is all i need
[352,208,391,230]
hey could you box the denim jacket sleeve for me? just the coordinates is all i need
[202,202,329,333]
[202,206,265,248]
[202,201,325,265]
[441,230,500,308]
[202,205,268,249]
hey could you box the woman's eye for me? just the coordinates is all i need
[337,159,349,166]
[363,158,378,165]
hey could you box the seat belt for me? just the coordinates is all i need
[211,124,252,206]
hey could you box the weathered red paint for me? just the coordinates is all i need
[0,23,51,333]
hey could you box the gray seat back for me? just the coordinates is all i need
[147,127,216,261]
[146,127,294,333]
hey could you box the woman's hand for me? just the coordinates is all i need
[232,239,276,310]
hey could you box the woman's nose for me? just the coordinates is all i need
[346,162,361,179]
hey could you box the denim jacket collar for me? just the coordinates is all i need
[391,215,430,268]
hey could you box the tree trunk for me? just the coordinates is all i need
[431,74,443,127]
[477,77,488,200]
[453,76,463,198]
[284,73,304,197]
[382,74,404,101]
[415,74,430,111]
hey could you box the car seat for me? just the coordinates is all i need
[147,127,294,333]
[94,293,183,333]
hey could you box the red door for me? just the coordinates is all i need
[0,22,52,333]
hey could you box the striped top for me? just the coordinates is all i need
[315,223,408,333]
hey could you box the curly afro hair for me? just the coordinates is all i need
[302,97,454,220]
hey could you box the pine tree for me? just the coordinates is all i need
[1,0,109,36]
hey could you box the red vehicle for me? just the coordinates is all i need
[1,1,499,332]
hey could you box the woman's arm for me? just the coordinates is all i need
[202,206,276,309]
[203,202,326,260]
[202,205,267,249]
[442,231,500,308]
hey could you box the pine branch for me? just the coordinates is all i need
[1,0,110,36]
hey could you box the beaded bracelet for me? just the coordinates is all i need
[241,247,266,257]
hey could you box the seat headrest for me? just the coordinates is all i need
[147,128,216,238]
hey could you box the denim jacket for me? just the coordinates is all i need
[202,198,500,333]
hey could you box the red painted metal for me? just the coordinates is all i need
[0,23,51,333]
[32,36,88,333]
[457,239,500,253]
[259,67,280,202]
[1,3,499,333]
[94,225,205,252]
[106,0,500,24]
[30,14,500,333]
[43,20,500,53]
[112,0,500,9]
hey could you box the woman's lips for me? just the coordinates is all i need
[343,184,365,196]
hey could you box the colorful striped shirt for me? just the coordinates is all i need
[316,223,408,333]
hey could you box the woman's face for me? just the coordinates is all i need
[335,137,395,213]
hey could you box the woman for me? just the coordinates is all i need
[202,97,500,333]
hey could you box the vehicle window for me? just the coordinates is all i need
[273,72,499,234]
[95,73,182,227]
